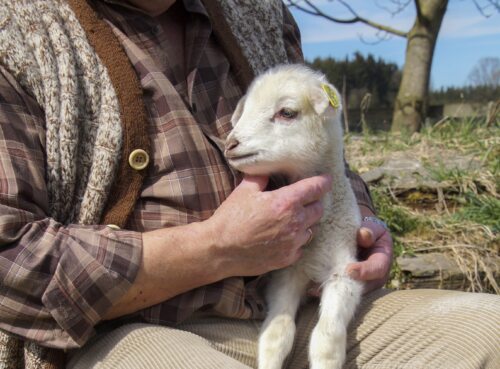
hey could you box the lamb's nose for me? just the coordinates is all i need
[225,137,240,152]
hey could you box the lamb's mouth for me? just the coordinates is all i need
[226,152,258,162]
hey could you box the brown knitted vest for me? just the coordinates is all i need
[0,0,292,368]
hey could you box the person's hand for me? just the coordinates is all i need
[345,218,393,294]
[206,174,332,278]
[307,216,393,297]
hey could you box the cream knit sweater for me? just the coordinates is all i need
[0,0,291,367]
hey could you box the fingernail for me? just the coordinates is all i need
[348,269,360,279]
[362,228,374,242]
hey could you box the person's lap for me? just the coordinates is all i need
[67,289,500,369]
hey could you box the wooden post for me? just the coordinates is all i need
[342,74,349,133]
[360,93,372,133]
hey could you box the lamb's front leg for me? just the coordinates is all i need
[259,266,309,369]
[309,273,363,369]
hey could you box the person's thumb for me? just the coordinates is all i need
[237,175,269,192]
[357,227,374,248]
[357,220,386,248]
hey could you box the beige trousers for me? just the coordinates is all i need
[67,289,500,369]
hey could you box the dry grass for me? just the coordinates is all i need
[345,118,499,293]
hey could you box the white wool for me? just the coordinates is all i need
[225,64,363,369]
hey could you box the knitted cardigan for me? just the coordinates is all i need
[0,0,292,367]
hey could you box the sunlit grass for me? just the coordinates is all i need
[346,117,499,293]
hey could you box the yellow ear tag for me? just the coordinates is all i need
[321,83,340,109]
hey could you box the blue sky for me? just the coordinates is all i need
[289,0,500,89]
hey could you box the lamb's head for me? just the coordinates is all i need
[224,64,343,179]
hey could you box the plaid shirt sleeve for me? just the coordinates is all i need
[282,5,376,213]
[0,67,142,348]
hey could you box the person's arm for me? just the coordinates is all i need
[345,169,393,292]
[0,67,143,348]
[0,66,332,346]
[104,174,331,319]
[343,150,393,293]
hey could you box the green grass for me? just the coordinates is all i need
[346,117,499,292]
[370,188,424,258]
[370,188,425,235]
[452,193,500,233]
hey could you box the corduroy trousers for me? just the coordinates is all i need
[67,289,500,369]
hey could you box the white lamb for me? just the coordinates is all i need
[224,64,363,369]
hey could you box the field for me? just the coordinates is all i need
[345,118,499,293]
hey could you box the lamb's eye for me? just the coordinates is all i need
[278,108,298,120]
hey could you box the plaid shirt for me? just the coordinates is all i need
[0,0,374,349]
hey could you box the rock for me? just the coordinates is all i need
[360,152,482,194]
[360,167,384,183]
[395,253,500,291]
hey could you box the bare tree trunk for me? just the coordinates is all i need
[392,0,448,133]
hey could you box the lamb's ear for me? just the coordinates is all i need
[231,95,246,127]
[309,83,342,115]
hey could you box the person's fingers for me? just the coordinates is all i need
[296,226,315,249]
[346,251,390,282]
[357,227,374,248]
[362,279,387,294]
[302,201,324,229]
[309,219,394,296]
[357,221,386,248]
[237,175,269,192]
[349,220,393,281]
[367,225,393,258]
[288,247,304,266]
[276,174,332,206]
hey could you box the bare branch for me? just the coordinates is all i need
[286,0,408,38]
[336,0,409,37]
[485,0,500,12]
[472,0,500,17]
[375,0,413,17]
[359,29,394,45]
[287,1,333,20]
[288,0,361,24]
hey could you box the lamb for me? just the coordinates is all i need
[224,64,363,369]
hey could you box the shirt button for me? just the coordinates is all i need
[128,149,150,170]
